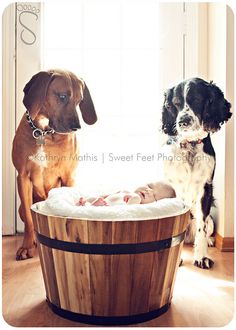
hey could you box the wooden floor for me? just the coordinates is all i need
[2,235,234,327]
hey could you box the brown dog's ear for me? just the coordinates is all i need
[23,71,53,119]
[79,83,97,125]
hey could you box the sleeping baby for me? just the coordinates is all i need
[76,181,176,206]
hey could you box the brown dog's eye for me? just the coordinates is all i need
[57,93,68,103]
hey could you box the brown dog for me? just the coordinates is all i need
[12,69,97,260]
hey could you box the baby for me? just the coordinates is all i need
[76,181,176,206]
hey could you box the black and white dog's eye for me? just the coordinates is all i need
[165,102,171,109]
[173,98,181,107]
[174,102,181,107]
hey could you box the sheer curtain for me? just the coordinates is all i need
[43,0,164,194]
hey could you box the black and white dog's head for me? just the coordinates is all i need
[162,78,232,140]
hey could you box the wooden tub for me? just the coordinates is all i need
[31,202,189,325]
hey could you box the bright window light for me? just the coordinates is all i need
[43,0,164,194]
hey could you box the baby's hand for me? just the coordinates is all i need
[123,195,132,203]
[76,197,86,206]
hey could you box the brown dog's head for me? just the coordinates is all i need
[23,69,97,133]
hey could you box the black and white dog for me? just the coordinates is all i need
[161,78,232,269]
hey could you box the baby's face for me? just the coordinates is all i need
[134,186,155,204]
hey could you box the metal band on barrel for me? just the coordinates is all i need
[46,298,170,325]
[36,231,185,255]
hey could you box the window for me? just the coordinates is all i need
[43,0,168,194]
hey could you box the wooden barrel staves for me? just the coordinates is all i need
[31,205,189,326]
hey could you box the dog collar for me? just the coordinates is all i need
[25,111,55,141]
[180,139,202,148]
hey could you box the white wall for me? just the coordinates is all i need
[2,4,16,235]
[225,5,234,237]
[15,2,42,232]
[207,3,234,238]
[185,2,208,80]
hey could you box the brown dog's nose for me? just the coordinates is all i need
[70,117,81,131]
[70,123,81,131]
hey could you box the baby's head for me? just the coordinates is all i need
[148,181,176,200]
[134,186,156,204]
[135,181,176,204]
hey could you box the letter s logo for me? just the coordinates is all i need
[17,5,40,45]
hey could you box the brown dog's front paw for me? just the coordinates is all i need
[194,257,214,269]
[16,235,37,261]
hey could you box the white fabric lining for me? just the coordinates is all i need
[31,187,190,222]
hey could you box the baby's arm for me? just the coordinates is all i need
[104,193,125,205]
[124,193,141,204]
[104,192,141,205]
[76,192,142,207]
[91,197,108,206]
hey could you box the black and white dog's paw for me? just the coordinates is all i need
[207,236,215,247]
[194,257,214,269]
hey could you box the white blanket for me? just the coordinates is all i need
[31,187,189,221]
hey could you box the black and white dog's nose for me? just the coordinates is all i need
[178,115,193,127]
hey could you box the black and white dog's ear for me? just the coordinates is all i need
[203,82,232,132]
[161,88,178,136]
